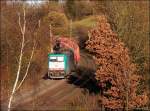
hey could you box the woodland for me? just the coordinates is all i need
[0,0,149,110]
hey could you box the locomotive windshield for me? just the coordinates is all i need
[49,56,64,62]
[48,54,67,71]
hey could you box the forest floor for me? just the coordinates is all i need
[2,79,82,110]
[1,50,99,110]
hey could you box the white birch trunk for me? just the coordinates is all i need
[8,7,26,111]
[15,41,36,91]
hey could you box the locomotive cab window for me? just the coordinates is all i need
[49,56,57,62]
[57,57,64,62]
[49,56,64,62]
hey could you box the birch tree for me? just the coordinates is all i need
[8,6,36,111]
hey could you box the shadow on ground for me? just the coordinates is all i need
[67,67,100,94]
[42,72,49,80]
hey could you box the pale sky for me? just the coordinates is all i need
[26,0,45,5]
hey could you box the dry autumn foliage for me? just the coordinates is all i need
[86,15,148,110]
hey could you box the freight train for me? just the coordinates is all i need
[48,37,80,79]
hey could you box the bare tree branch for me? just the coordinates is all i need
[18,12,23,34]
[15,56,19,64]
[23,6,26,34]
[23,40,30,48]
[15,40,36,91]
[8,7,26,111]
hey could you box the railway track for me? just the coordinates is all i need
[1,50,97,111]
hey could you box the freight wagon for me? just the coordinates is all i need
[48,37,80,79]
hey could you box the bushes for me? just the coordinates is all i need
[73,25,89,49]
[43,11,69,35]
[72,16,99,48]
[69,93,99,110]
[47,11,68,27]
[65,0,94,20]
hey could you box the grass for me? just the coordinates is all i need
[72,15,99,28]
[67,92,100,110]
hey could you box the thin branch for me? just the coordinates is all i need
[38,19,41,28]
[15,56,19,64]
[15,41,36,92]
[23,6,26,34]
[8,8,26,111]
[88,31,91,40]
[18,13,23,34]
[23,40,30,48]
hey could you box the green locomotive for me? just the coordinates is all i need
[48,37,80,79]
